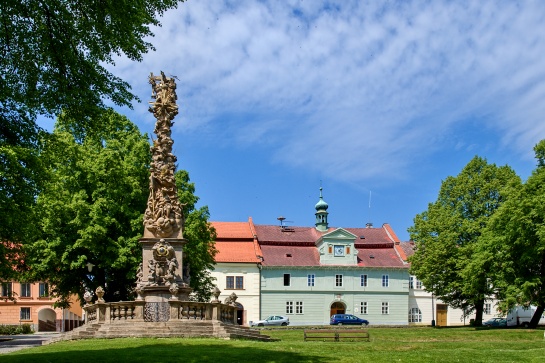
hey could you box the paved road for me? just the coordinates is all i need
[0,332,61,354]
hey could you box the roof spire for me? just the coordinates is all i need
[315,185,329,231]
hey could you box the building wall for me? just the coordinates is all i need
[0,281,82,332]
[260,267,410,325]
[407,277,499,326]
[209,263,261,325]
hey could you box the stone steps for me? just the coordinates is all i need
[46,321,273,343]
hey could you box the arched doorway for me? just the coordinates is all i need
[38,308,57,332]
[235,302,244,325]
[330,302,346,316]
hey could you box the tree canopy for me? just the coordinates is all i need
[0,0,183,259]
[481,140,545,327]
[25,109,151,305]
[1,0,182,126]
[408,156,520,325]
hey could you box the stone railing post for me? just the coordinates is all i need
[94,302,108,324]
[169,300,181,320]
[133,301,145,321]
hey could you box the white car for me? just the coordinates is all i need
[250,315,290,327]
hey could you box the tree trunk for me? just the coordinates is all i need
[529,305,544,329]
[474,300,484,326]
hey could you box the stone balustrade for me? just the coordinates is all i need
[83,300,237,325]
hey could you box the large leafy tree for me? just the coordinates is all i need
[409,156,520,325]
[482,140,545,327]
[26,109,151,306]
[25,110,216,305]
[175,170,217,301]
[1,0,183,259]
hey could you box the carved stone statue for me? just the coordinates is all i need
[136,263,144,283]
[169,283,179,300]
[83,290,93,305]
[224,292,238,306]
[144,72,184,238]
[95,286,105,303]
[148,259,157,286]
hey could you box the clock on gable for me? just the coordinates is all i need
[334,245,345,256]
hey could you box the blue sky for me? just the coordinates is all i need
[43,1,545,241]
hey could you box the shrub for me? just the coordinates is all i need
[0,324,34,335]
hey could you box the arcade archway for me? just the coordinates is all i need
[38,308,57,332]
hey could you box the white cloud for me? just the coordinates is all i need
[111,0,545,182]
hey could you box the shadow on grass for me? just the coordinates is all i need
[2,341,328,363]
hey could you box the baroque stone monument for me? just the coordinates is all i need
[136,72,192,317]
[62,72,270,341]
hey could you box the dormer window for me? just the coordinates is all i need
[286,254,292,257]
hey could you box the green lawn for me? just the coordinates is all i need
[3,327,545,363]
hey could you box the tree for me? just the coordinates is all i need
[24,109,216,306]
[175,170,217,301]
[482,140,545,328]
[0,117,44,278]
[25,109,151,306]
[1,0,183,254]
[408,156,520,325]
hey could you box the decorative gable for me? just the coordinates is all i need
[316,228,358,265]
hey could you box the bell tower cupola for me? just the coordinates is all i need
[315,187,329,232]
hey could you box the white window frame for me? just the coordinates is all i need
[409,307,422,322]
[360,274,368,287]
[307,274,315,287]
[295,301,304,314]
[382,302,389,315]
[382,275,389,287]
[235,276,244,290]
[286,301,293,314]
[484,303,491,315]
[335,274,343,287]
[360,301,368,315]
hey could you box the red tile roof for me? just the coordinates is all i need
[357,247,406,267]
[211,220,407,268]
[260,245,320,266]
[212,221,254,240]
[211,219,262,264]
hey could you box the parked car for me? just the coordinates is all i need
[250,315,290,327]
[330,314,369,326]
[483,317,507,327]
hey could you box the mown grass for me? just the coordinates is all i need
[3,326,545,363]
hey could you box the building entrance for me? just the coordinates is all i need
[330,302,346,316]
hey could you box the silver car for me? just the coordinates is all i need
[250,315,290,327]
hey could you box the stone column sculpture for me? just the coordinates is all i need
[143,71,184,239]
[137,72,192,312]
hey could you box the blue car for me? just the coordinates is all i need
[330,314,369,326]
